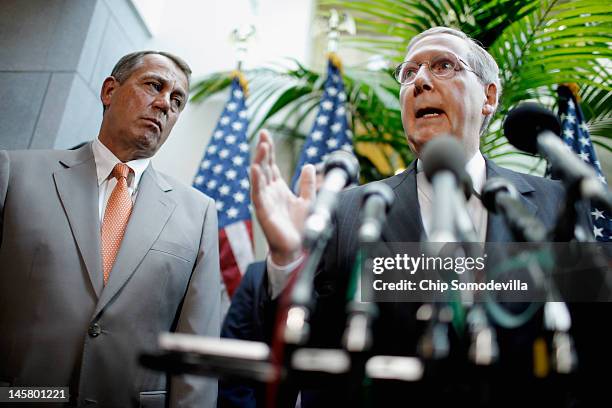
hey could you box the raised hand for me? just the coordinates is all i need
[250,130,316,266]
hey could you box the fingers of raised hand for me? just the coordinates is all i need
[298,164,316,202]
[250,164,263,205]
[253,143,270,184]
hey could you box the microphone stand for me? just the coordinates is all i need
[453,188,500,366]
[269,150,359,407]
[551,176,592,242]
[266,223,337,408]
[283,226,335,345]
[421,172,499,366]
[341,249,378,406]
[481,176,583,375]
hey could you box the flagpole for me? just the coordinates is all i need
[231,24,255,72]
[325,9,355,68]
[230,25,255,97]
[192,24,256,307]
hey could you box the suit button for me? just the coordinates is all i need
[88,323,101,337]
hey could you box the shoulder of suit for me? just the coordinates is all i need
[153,169,214,205]
[243,261,266,281]
[499,165,565,195]
[4,147,90,170]
[335,171,410,225]
[338,171,409,203]
[5,147,74,159]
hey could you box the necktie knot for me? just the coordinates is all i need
[112,163,131,180]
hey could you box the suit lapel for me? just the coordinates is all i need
[485,160,537,242]
[53,143,104,298]
[379,159,539,243]
[94,165,176,317]
[381,161,424,243]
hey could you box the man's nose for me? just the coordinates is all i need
[413,65,434,95]
[152,92,171,113]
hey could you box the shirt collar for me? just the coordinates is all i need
[465,150,486,194]
[416,149,486,194]
[92,138,150,189]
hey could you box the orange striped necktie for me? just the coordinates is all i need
[101,163,133,285]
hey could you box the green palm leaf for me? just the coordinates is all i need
[189,0,611,179]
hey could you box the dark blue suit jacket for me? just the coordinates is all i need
[221,261,268,343]
[219,261,270,408]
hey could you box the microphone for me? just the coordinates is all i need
[358,183,395,243]
[419,137,480,360]
[482,177,548,242]
[453,172,479,242]
[459,169,474,201]
[303,150,360,245]
[285,150,359,345]
[140,333,274,382]
[422,135,468,242]
[342,183,394,353]
[504,102,612,213]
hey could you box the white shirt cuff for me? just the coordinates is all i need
[266,254,304,299]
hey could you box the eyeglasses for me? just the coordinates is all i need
[393,52,480,86]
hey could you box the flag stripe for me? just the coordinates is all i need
[226,220,255,277]
[193,76,255,298]
[218,227,243,297]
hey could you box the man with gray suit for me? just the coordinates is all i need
[0,51,220,407]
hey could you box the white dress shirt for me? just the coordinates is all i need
[416,149,488,242]
[91,138,150,222]
[266,150,489,298]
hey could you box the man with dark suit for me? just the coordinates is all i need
[249,27,586,406]
[0,51,220,407]
[219,162,338,408]
[218,261,268,408]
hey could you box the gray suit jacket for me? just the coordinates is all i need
[0,143,220,407]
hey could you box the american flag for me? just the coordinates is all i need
[193,76,254,297]
[291,54,354,188]
[557,84,612,241]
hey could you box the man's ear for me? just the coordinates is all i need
[482,83,498,116]
[100,76,119,110]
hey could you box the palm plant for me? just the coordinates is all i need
[190,0,612,179]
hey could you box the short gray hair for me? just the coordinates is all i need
[406,27,502,135]
[103,51,192,113]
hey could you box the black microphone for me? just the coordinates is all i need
[504,102,612,212]
[460,170,474,201]
[422,135,468,242]
[285,150,359,345]
[482,177,548,242]
[358,183,395,243]
[140,333,274,382]
[303,150,360,245]
[342,183,394,353]
[422,135,467,183]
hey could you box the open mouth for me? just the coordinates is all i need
[416,107,445,119]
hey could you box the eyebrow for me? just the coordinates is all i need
[142,74,187,100]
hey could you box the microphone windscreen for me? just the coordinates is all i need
[481,177,518,213]
[421,135,467,183]
[323,150,360,187]
[503,102,561,154]
[362,182,395,212]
